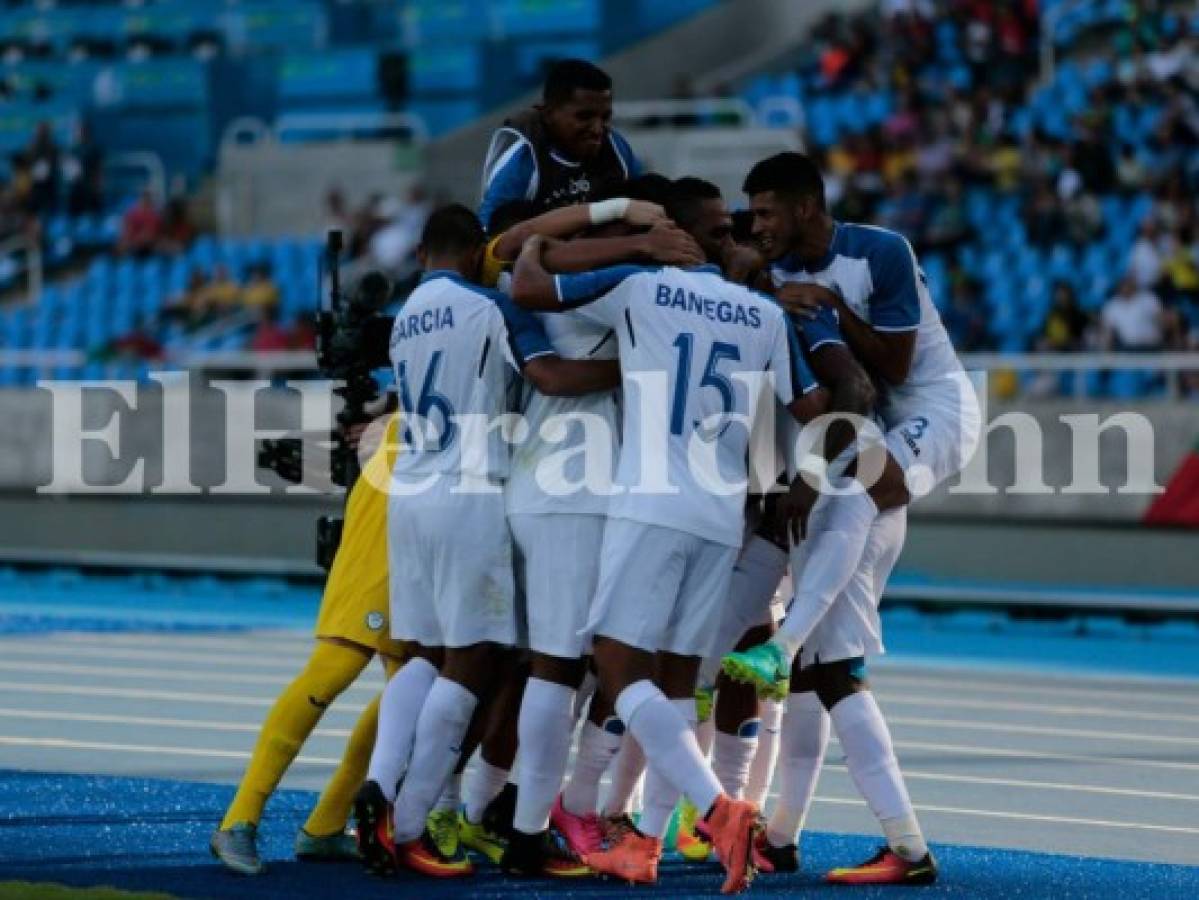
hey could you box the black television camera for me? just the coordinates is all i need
[257,230,394,571]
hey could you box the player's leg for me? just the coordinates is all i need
[555,684,623,857]
[298,651,405,861]
[636,652,703,844]
[587,526,759,894]
[211,636,373,875]
[503,513,599,876]
[758,662,830,873]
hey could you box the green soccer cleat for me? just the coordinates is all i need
[458,811,507,864]
[295,826,360,862]
[211,822,265,876]
[722,642,790,700]
[694,684,715,724]
[427,808,463,861]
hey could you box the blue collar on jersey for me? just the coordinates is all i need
[774,221,843,274]
[686,263,723,275]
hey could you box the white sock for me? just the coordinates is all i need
[615,681,722,818]
[712,726,758,800]
[773,488,878,662]
[601,731,646,816]
[638,697,696,838]
[391,677,477,843]
[830,691,928,862]
[746,698,784,807]
[513,678,575,835]
[462,755,510,825]
[766,691,829,848]
[563,717,623,817]
[365,656,437,801]
[434,773,461,812]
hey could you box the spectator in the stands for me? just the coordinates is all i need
[1129,218,1164,289]
[157,197,196,254]
[26,121,59,216]
[1037,282,1092,352]
[1100,275,1164,351]
[198,264,241,310]
[941,276,991,351]
[250,306,291,352]
[119,189,161,257]
[64,123,104,216]
[242,262,280,311]
[367,186,430,278]
[290,312,317,350]
[1024,183,1067,248]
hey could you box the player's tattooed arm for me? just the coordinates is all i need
[808,343,876,463]
[523,357,621,397]
[511,234,562,310]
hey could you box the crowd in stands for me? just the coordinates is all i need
[1,121,105,243]
[743,0,1198,394]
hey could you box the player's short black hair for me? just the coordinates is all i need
[420,203,485,256]
[666,176,722,230]
[742,151,826,210]
[593,172,675,208]
[488,199,540,237]
[543,58,612,105]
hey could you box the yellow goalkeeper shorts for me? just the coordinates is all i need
[314,416,407,660]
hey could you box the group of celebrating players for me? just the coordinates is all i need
[209,59,981,894]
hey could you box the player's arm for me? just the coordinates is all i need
[511,234,650,312]
[799,308,876,463]
[543,221,703,273]
[490,199,669,261]
[523,356,621,397]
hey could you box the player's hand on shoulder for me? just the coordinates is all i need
[723,244,764,286]
[641,221,704,267]
[623,200,668,228]
[775,282,839,318]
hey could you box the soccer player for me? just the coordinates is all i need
[355,204,622,878]
[480,58,640,228]
[511,222,828,893]
[723,151,982,884]
[210,416,408,875]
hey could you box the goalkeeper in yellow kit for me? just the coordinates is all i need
[210,417,407,875]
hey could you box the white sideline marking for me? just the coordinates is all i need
[0,735,338,765]
[0,660,379,694]
[0,680,369,712]
[2,734,1196,837]
[814,796,1199,836]
[38,632,312,652]
[887,714,1199,747]
[876,692,1199,725]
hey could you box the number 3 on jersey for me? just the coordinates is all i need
[398,350,457,451]
[670,332,742,438]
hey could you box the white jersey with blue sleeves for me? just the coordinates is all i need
[770,221,962,426]
[555,263,818,547]
[389,271,554,485]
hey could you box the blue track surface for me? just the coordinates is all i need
[2,771,1197,900]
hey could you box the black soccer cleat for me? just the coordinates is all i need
[353,780,397,876]
[753,832,800,874]
[500,828,590,878]
[482,781,519,840]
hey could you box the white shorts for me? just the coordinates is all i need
[883,373,981,499]
[699,535,788,686]
[510,512,604,659]
[790,506,908,669]
[584,518,739,658]
[387,483,516,649]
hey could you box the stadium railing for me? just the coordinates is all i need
[219,111,430,148]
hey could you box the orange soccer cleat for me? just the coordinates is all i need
[826,846,938,885]
[704,795,762,895]
[395,829,475,878]
[584,825,663,885]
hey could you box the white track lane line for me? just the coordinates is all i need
[3,734,1197,838]
[0,680,370,711]
[30,633,312,654]
[877,671,1199,706]
[0,708,352,739]
[811,796,1199,837]
[886,713,1199,746]
[0,643,319,670]
[876,692,1199,725]
[0,735,338,765]
[0,660,380,693]
[892,737,1199,774]
[3,706,1195,805]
